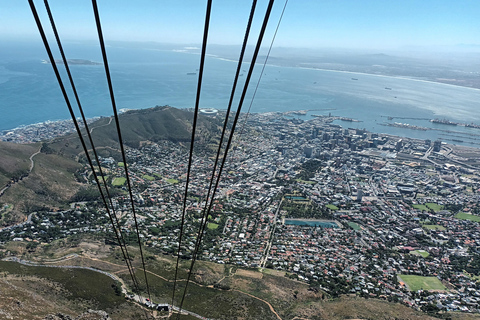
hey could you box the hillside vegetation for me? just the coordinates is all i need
[45,106,221,160]
[0,141,39,187]
[0,142,81,225]
[0,106,221,225]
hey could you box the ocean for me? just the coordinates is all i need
[2,41,480,146]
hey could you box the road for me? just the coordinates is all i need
[259,199,283,268]
[5,253,284,319]
[0,145,42,198]
[0,212,34,233]
[29,146,42,171]
[1,256,216,320]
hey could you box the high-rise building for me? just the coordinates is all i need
[304,146,314,158]
[433,140,442,152]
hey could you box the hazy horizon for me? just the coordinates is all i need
[2,0,480,52]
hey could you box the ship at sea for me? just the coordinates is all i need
[430,118,458,126]
[380,122,428,131]
[465,123,480,129]
[339,117,361,122]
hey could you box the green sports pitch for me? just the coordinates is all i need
[398,274,446,291]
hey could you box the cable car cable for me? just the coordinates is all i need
[42,0,139,289]
[171,0,212,310]
[176,1,275,317]
[28,2,149,318]
[197,0,257,246]
[91,0,152,302]
[236,0,288,151]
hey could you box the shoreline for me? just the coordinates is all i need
[3,109,480,151]
[0,117,99,144]
[200,49,480,93]
[295,65,480,92]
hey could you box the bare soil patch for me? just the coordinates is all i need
[237,268,264,279]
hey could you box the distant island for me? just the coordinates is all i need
[42,59,102,66]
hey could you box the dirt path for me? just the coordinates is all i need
[84,255,283,319]
[231,289,282,320]
[23,253,283,319]
[89,117,113,134]
[0,145,42,198]
[215,266,236,285]
[29,146,42,171]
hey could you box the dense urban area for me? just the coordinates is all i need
[2,110,480,315]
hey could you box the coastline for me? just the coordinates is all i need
[199,49,480,93]
[2,47,480,145]
[0,117,99,144]
[295,65,480,92]
[3,108,480,151]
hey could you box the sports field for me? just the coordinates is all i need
[455,212,480,222]
[412,250,429,258]
[398,274,446,291]
[347,221,361,230]
[112,177,126,186]
[412,203,443,212]
[422,224,445,231]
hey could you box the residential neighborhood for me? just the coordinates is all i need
[2,111,480,314]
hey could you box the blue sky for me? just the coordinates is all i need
[1,0,479,50]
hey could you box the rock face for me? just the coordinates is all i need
[43,310,110,320]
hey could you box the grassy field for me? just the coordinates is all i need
[412,250,430,258]
[423,224,446,230]
[295,178,316,184]
[166,178,179,184]
[112,177,126,186]
[207,222,219,230]
[426,203,444,212]
[142,174,155,181]
[413,203,444,212]
[347,221,361,230]
[398,274,446,291]
[412,204,428,211]
[326,204,339,210]
[455,212,480,222]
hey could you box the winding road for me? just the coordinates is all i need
[0,145,42,198]
[2,254,282,320]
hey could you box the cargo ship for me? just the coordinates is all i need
[430,119,458,126]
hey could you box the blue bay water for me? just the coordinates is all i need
[2,42,480,146]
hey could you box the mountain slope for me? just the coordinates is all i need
[0,142,82,226]
[0,106,221,225]
[44,105,222,160]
